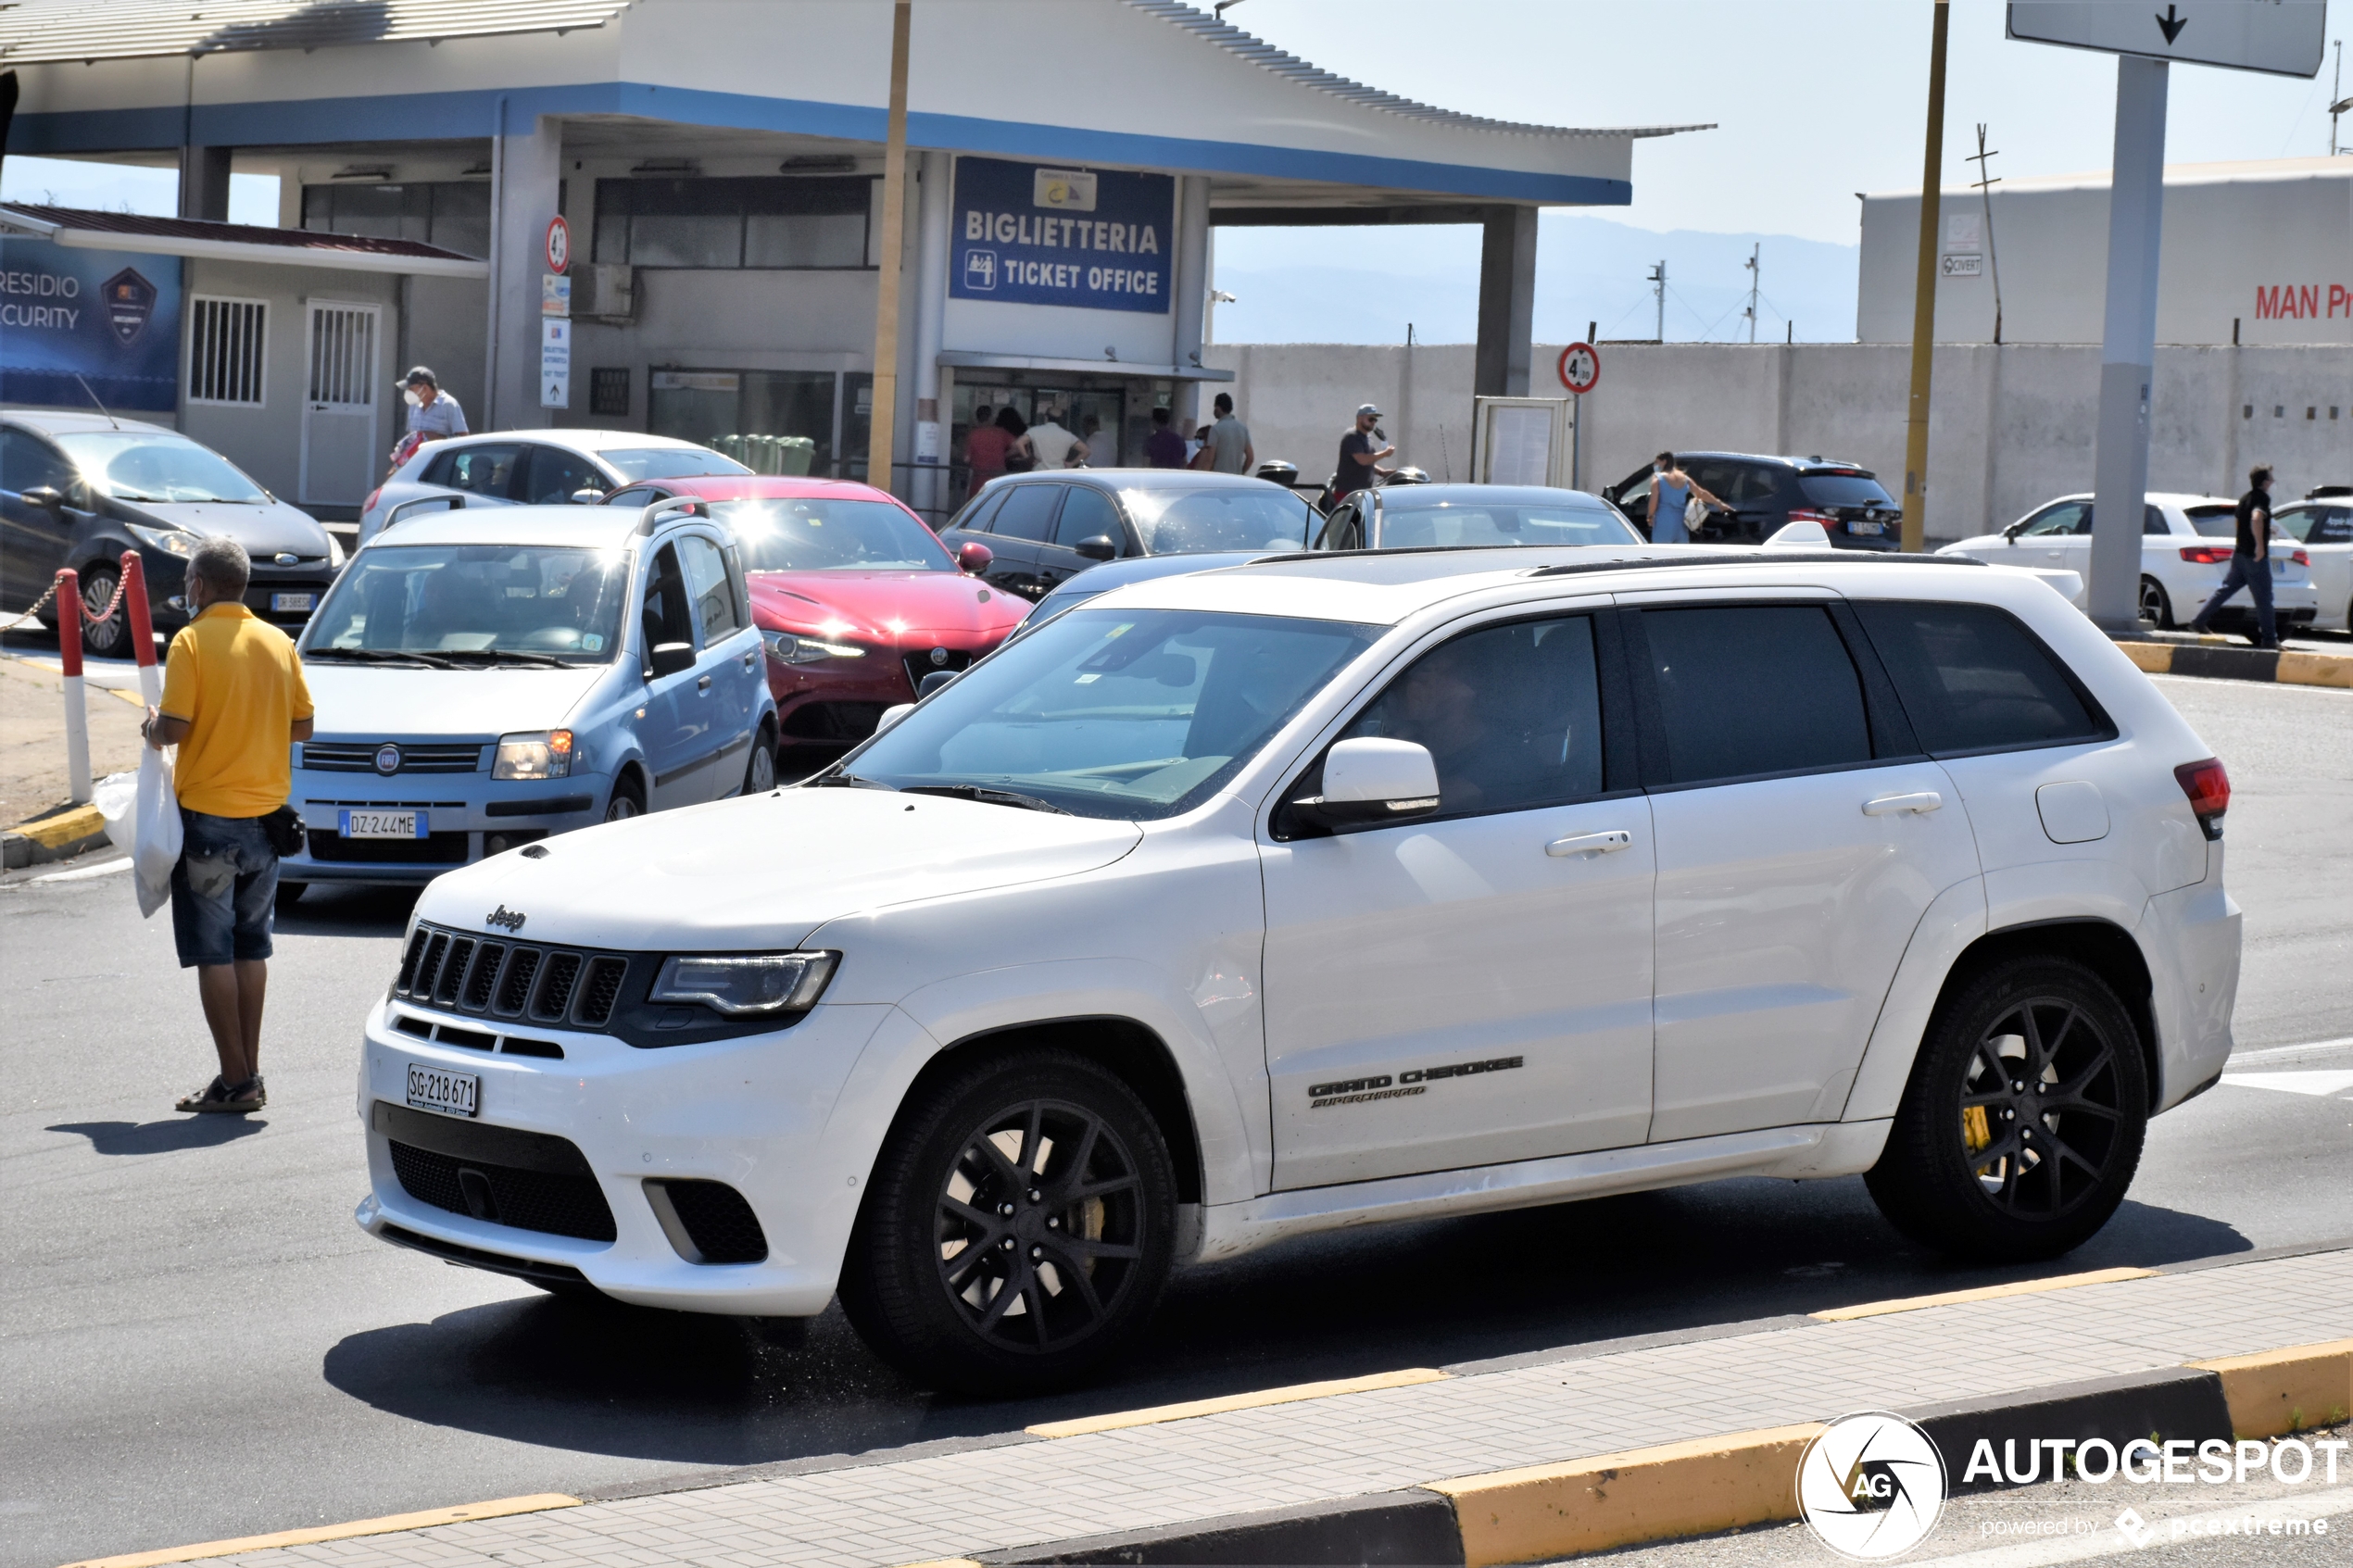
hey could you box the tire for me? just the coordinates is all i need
[604,773,645,822]
[2136,575,2174,631]
[78,563,130,659]
[1866,957,2148,1263]
[274,881,306,911]
[743,723,777,796]
[839,1047,1176,1395]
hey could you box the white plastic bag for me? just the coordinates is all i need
[93,770,138,850]
[131,745,182,919]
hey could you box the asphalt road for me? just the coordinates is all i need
[2,674,2347,1568]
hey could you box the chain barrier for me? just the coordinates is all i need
[75,567,130,627]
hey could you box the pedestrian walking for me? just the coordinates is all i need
[1645,452,1723,544]
[144,537,314,1115]
[1027,403,1088,470]
[1194,392,1255,475]
[2187,465,2282,649]
[963,404,1012,498]
[1144,405,1189,469]
[1331,404,1395,504]
[398,366,466,444]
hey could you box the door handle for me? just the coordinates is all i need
[740,651,755,671]
[1863,791,1942,816]
[696,674,712,692]
[1546,830,1632,857]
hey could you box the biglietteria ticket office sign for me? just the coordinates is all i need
[951,157,1174,316]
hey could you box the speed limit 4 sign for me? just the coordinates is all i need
[1558,342,1600,395]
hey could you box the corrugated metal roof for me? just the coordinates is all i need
[0,203,481,263]
[0,0,634,65]
[1124,0,1708,141]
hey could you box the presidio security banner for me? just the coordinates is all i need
[0,239,182,412]
[950,157,1174,316]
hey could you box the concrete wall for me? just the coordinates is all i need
[1205,339,2351,545]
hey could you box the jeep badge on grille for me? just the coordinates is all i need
[486,906,527,933]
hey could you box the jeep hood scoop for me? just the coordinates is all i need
[417,786,1142,950]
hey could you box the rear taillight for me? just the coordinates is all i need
[2179,546,2233,565]
[2290,548,2309,568]
[1786,508,1837,527]
[362,486,383,516]
[2174,758,2230,841]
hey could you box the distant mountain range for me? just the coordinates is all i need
[1209,211,1860,345]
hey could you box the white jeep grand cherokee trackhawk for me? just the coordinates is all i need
[356,546,2241,1393]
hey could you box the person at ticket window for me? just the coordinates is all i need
[144,537,315,1116]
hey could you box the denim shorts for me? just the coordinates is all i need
[170,809,279,968]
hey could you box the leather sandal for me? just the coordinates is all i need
[175,1076,233,1113]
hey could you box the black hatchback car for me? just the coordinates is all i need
[937,470,1317,601]
[1606,452,1903,552]
[2,410,340,657]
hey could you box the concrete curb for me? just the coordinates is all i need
[984,1341,2353,1566]
[3,802,109,871]
[2115,637,2353,688]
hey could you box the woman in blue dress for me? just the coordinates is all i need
[1645,452,1724,544]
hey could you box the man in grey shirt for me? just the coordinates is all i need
[1198,392,1255,475]
[399,366,468,443]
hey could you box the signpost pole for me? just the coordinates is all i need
[2085,54,2169,633]
[867,0,912,497]
[1900,0,1951,555]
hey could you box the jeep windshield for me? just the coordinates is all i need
[839,607,1378,821]
[301,543,631,663]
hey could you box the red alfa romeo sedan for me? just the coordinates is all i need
[604,475,1026,754]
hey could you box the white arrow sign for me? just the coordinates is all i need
[2007,1,2325,79]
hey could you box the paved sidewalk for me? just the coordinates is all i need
[99,1246,2353,1568]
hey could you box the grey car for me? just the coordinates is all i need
[1,410,340,658]
[937,469,1317,602]
[1313,483,1642,551]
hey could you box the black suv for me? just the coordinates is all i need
[1607,453,1902,552]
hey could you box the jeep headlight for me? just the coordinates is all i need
[493,729,573,780]
[762,630,865,663]
[650,951,837,1016]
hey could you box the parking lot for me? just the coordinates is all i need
[1,669,2345,1568]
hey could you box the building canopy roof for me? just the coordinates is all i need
[0,204,492,277]
[7,0,1705,210]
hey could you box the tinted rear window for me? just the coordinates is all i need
[1799,473,1895,508]
[1640,606,1872,784]
[991,484,1063,542]
[2185,505,2238,538]
[1853,601,2107,755]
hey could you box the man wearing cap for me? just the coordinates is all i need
[399,366,468,445]
[1332,404,1396,505]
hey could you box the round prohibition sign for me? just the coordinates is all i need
[1558,341,1600,395]
[545,215,571,275]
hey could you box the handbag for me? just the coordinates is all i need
[1686,494,1708,530]
[262,803,306,857]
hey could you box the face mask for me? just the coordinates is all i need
[404,388,423,408]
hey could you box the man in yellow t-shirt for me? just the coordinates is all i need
[145,536,315,1115]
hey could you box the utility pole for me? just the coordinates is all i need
[867,0,912,496]
[1968,123,2005,345]
[1900,0,1951,555]
[1743,244,1760,343]
[2331,40,2347,155]
[1648,259,1667,342]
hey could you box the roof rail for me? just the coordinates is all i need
[637,495,709,535]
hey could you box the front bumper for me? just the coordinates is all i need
[354,996,895,1314]
[766,638,995,746]
[284,770,608,884]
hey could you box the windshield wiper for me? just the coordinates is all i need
[901,783,1072,815]
[301,647,463,670]
[806,771,898,791]
[434,649,573,668]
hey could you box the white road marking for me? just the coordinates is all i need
[2230,1038,2353,1063]
[31,857,132,883]
[2220,1070,2353,1098]
[1923,1485,2353,1566]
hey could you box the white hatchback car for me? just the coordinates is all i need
[358,429,751,548]
[1940,492,2317,633]
[355,547,2241,1393]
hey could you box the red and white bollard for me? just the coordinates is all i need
[120,550,161,707]
[56,569,92,805]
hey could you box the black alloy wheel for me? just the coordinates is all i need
[841,1048,1176,1394]
[2138,575,2174,630]
[79,563,129,659]
[1867,957,2147,1262]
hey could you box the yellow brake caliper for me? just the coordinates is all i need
[1963,1104,1993,1157]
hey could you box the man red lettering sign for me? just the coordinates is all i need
[2254,282,2351,320]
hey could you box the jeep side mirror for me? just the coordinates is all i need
[957,541,994,574]
[647,641,696,680]
[20,485,65,512]
[1290,737,1441,829]
[1073,535,1117,562]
